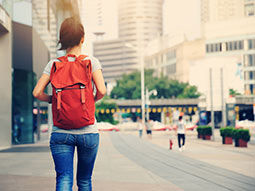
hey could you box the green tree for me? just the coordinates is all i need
[110,70,200,99]
[178,85,201,98]
[95,97,118,124]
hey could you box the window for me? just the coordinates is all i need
[166,50,176,61]
[248,39,255,49]
[226,41,244,51]
[245,3,255,16]
[206,43,222,53]
[250,84,254,94]
[166,64,176,74]
[248,54,255,66]
[206,44,209,53]
[249,71,255,80]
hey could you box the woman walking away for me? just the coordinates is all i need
[176,115,186,152]
[33,17,106,191]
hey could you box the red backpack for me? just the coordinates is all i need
[50,54,95,129]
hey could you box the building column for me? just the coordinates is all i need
[0,8,12,148]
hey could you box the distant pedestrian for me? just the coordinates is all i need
[137,117,144,138]
[33,17,106,191]
[176,115,186,151]
[146,119,152,139]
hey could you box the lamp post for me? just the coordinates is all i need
[124,43,145,124]
[145,88,157,121]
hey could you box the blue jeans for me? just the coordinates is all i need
[50,133,99,191]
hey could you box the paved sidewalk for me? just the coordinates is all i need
[112,132,255,191]
[0,133,178,191]
[136,130,255,178]
[0,131,254,191]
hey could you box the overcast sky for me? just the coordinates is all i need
[163,0,201,40]
[82,0,202,54]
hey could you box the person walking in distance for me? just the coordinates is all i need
[137,116,143,138]
[176,115,186,151]
[33,17,106,191]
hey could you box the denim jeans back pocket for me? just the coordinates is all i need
[50,133,69,145]
[83,133,99,149]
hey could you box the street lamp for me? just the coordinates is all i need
[124,43,145,124]
[145,88,157,121]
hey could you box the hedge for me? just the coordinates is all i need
[232,129,250,142]
[197,126,212,136]
[220,127,234,137]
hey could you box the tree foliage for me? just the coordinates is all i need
[110,69,201,99]
[95,97,118,124]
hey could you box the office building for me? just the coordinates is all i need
[202,0,255,95]
[78,0,118,55]
[0,0,80,148]
[0,1,12,149]
[144,35,205,82]
[93,0,163,84]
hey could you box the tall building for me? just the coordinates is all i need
[0,0,80,148]
[32,0,57,59]
[118,0,163,46]
[94,39,137,84]
[93,0,163,85]
[144,35,205,82]
[201,0,255,95]
[201,0,244,23]
[0,1,12,149]
[78,0,118,55]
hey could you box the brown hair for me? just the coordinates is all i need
[58,17,84,50]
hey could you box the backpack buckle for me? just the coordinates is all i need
[56,88,62,93]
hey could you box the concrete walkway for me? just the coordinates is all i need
[0,131,254,191]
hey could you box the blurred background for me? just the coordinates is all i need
[0,0,255,148]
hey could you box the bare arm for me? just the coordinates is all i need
[32,74,51,103]
[92,69,106,102]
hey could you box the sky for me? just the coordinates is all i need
[163,0,201,40]
[82,0,202,55]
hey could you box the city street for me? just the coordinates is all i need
[0,130,254,191]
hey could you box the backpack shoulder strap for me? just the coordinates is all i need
[77,54,88,61]
[57,56,68,62]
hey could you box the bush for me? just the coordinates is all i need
[238,129,250,142]
[232,128,250,142]
[203,126,212,136]
[220,127,234,137]
[197,126,212,136]
[197,126,202,135]
[232,129,239,140]
[95,98,118,125]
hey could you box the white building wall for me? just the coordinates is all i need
[189,56,244,111]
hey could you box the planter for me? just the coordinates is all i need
[238,139,247,147]
[234,138,239,147]
[222,136,225,144]
[203,135,211,140]
[224,137,233,144]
